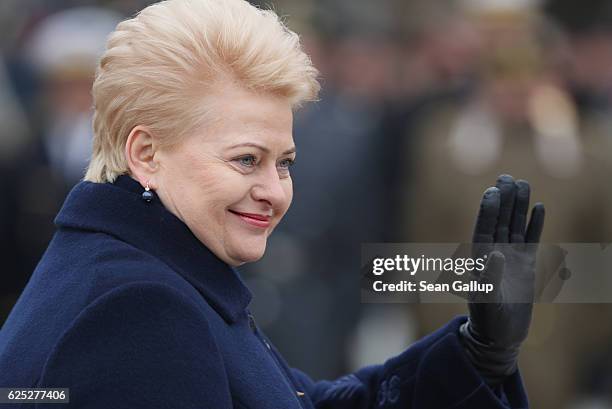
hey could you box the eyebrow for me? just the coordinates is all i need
[226,142,296,155]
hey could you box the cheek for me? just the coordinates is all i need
[280,179,293,214]
[167,167,230,222]
[204,171,255,222]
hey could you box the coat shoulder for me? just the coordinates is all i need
[37,281,233,408]
[42,228,206,303]
[0,229,213,389]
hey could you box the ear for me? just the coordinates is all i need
[125,125,159,189]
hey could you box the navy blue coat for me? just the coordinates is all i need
[0,175,529,408]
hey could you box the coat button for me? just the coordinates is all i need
[247,313,256,332]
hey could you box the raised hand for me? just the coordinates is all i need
[459,174,545,385]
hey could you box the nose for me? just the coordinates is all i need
[250,165,289,209]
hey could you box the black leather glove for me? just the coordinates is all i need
[459,174,545,385]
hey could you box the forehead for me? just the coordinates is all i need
[199,83,294,149]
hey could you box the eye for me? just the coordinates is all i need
[278,158,295,169]
[277,157,295,178]
[236,155,257,168]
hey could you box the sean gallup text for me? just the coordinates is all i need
[372,280,494,294]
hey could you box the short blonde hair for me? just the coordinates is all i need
[85,0,320,183]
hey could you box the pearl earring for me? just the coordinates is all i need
[142,181,154,203]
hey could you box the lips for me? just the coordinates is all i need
[230,211,270,221]
[228,209,271,228]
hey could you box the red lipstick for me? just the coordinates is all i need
[229,210,271,228]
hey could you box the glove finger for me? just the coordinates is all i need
[494,174,517,243]
[526,203,545,244]
[473,187,500,245]
[510,180,530,244]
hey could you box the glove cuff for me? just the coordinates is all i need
[458,321,520,386]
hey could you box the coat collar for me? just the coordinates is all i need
[54,174,252,324]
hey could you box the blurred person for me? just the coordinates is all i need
[379,5,485,238]
[545,1,612,407]
[545,0,612,112]
[394,3,484,102]
[0,1,545,407]
[544,0,612,176]
[0,57,33,314]
[396,3,612,407]
[0,7,122,322]
[24,6,122,186]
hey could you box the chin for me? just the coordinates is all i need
[229,241,267,265]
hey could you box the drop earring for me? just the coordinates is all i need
[142,181,154,203]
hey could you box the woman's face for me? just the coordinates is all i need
[154,84,295,266]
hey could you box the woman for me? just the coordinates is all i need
[0,0,544,407]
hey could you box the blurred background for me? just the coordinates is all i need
[1,0,612,407]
